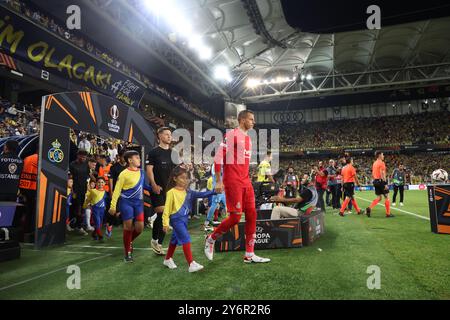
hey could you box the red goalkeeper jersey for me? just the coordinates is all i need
[214,128,252,187]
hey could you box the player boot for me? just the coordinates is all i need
[188,261,204,273]
[124,252,134,263]
[365,207,371,217]
[244,254,271,263]
[386,214,395,218]
[204,235,215,261]
[163,258,177,269]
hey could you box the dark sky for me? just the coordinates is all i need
[281,0,450,33]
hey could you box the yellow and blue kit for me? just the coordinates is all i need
[110,168,152,222]
[83,188,106,228]
[163,188,215,245]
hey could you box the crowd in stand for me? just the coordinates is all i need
[0,97,40,137]
[2,0,224,128]
[274,111,450,152]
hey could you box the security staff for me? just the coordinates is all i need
[19,147,38,233]
[0,140,23,201]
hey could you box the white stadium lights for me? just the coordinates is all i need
[144,0,213,61]
[213,65,232,83]
[246,76,295,88]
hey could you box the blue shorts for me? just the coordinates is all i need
[92,207,105,228]
[119,198,144,222]
[169,216,190,245]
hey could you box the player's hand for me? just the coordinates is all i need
[163,226,169,233]
[109,208,116,216]
[215,181,224,194]
[152,184,162,194]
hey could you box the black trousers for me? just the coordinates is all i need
[19,188,36,234]
[328,185,339,208]
[152,211,165,244]
[317,188,325,212]
[393,185,404,203]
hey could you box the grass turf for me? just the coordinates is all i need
[0,190,449,300]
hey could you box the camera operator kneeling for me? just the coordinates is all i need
[269,174,318,219]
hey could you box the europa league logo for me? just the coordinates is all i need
[48,139,64,163]
[110,105,119,120]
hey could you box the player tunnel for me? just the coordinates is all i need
[35,92,156,248]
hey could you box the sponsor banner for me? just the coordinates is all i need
[427,184,450,234]
[408,184,427,190]
[215,218,303,252]
[0,5,144,107]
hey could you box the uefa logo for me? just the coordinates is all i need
[110,105,119,120]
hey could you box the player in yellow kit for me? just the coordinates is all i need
[83,177,107,240]
[109,150,152,262]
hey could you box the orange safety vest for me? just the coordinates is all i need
[98,164,111,192]
[19,153,38,190]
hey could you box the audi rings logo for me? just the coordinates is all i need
[110,105,119,120]
[273,111,303,124]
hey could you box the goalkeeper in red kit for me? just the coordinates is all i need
[204,110,271,263]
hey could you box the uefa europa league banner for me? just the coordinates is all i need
[0,5,145,107]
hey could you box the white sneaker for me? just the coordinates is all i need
[192,215,200,220]
[86,226,95,231]
[151,239,159,252]
[66,224,73,232]
[244,254,271,263]
[77,228,88,236]
[157,244,166,255]
[392,202,396,206]
[400,202,404,206]
[204,236,215,261]
[163,258,177,269]
[188,261,204,273]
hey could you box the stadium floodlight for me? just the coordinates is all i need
[143,0,212,59]
[306,73,313,80]
[246,78,260,88]
[198,46,212,60]
[213,65,232,83]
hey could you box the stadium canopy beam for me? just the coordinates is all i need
[85,0,229,99]
[240,62,450,103]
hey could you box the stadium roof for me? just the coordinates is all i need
[29,0,450,106]
[179,0,450,103]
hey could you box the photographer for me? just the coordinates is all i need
[283,166,299,198]
[269,174,318,219]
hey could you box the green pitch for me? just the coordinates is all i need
[0,190,449,300]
